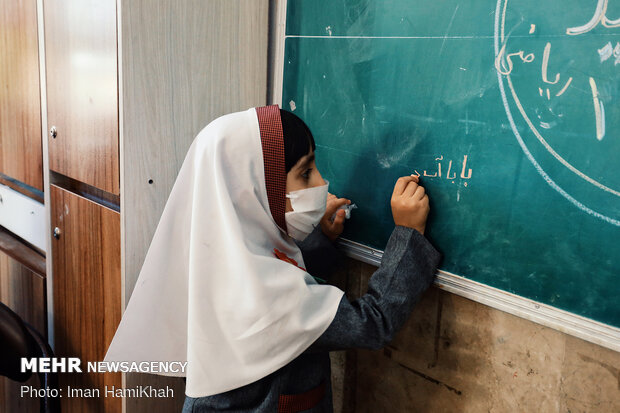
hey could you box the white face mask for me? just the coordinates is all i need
[285,180,329,241]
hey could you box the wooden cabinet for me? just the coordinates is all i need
[44,0,119,195]
[50,184,121,413]
[41,1,270,411]
[0,244,46,333]
[2,0,269,411]
[0,227,46,413]
[0,0,43,192]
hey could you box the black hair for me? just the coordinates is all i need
[280,109,316,173]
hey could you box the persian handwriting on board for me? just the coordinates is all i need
[494,3,619,142]
[566,0,620,35]
[412,155,472,186]
[493,0,620,227]
[495,40,572,100]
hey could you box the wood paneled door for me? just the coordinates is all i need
[0,0,43,191]
[44,0,119,195]
[50,184,121,413]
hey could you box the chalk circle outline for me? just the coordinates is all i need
[494,0,620,227]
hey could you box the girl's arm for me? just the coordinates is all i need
[305,175,440,352]
[304,224,440,352]
[295,224,343,282]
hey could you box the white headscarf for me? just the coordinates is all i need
[104,106,344,397]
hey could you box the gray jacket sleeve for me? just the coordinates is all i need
[295,224,343,282]
[304,225,441,352]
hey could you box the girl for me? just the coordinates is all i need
[105,105,441,412]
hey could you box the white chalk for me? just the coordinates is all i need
[331,203,357,221]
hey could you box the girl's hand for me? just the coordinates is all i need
[390,175,429,235]
[320,193,351,242]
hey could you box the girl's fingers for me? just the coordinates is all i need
[413,185,426,200]
[332,209,345,228]
[335,209,346,222]
[325,197,350,216]
[327,197,349,209]
[402,180,419,197]
[392,175,417,196]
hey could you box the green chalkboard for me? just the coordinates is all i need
[282,0,620,327]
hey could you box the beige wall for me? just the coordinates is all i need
[329,258,620,412]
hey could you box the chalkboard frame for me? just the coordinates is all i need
[270,0,620,352]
